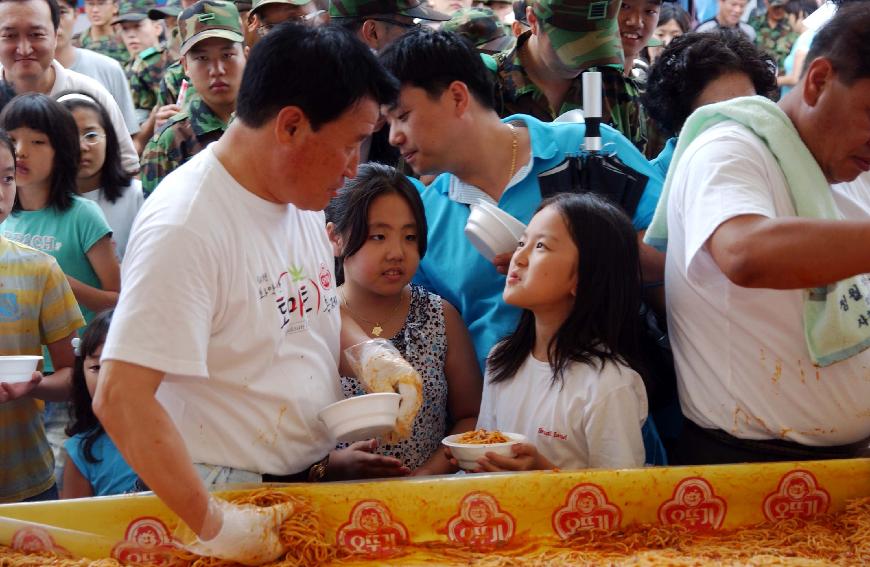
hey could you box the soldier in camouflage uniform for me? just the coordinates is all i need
[329,0,448,52]
[749,0,797,71]
[115,0,173,123]
[493,0,648,154]
[443,7,515,54]
[140,0,246,195]
[149,0,184,59]
[75,0,131,65]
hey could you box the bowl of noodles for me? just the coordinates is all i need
[442,429,527,471]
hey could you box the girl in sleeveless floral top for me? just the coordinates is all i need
[326,163,482,476]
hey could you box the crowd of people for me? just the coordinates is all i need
[0,0,867,561]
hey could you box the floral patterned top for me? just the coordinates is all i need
[340,285,448,469]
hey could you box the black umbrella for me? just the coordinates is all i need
[537,72,649,219]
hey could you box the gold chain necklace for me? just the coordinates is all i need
[507,123,518,181]
[340,288,404,337]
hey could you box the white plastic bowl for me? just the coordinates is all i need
[318,392,400,443]
[464,203,525,262]
[442,432,527,471]
[0,355,43,383]
[475,201,527,239]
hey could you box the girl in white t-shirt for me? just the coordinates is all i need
[58,93,144,261]
[326,162,482,477]
[473,193,649,472]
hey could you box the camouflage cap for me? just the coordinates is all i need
[149,0,182,19]
[443,8,515,54]
[532,0,624,70]
[113,0,152,23]
[179,0,244,54]
[250,0,312,17]
[329,0,450,21]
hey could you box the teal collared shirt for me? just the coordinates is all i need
[411,114,663,371]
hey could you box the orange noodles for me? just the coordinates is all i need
[456,429,510,444]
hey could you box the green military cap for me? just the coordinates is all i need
[179,0,244,54]
[113,0,152,23]
[329,0,449,21]
[443,7,514,54]
[149,0,183,19]
[532,0,623,70]
[251,0,311,17]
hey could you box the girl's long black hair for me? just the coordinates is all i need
[66,309,113,464]
[58,92,133,204]
[0,93,80,212]
[488,193,648,387]
[324,162,428,285]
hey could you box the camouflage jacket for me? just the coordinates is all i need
[494,32,648,154]
[140,96,228,196]
[750,14,798,70]
[126,44,173,117]
[155,60,199,108]
[75,27,131,66]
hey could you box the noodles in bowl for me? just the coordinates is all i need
[442,429,526,470]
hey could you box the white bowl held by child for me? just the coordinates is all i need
[442,431,527,471]
[318,392,401,443]
[0,355,43,383]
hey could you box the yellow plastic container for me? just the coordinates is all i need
[1,459,868,564]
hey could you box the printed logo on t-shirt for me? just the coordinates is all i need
[336,500,408,558]
[552,483,622,538]
[658,477,727,531]
[537,426,568,441]
[762,470,830,522]
[4,231,63,251]
[446,491,515,550]
[255,263,339,335]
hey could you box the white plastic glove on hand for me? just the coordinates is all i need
[186,495,295,566]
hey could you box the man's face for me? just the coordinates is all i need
[805,74,870,184]
[0,0,57,85]
[248,1,317,45]
[182,38,245,111]
[618,0,660,60]
[384,85,456,176]
[718,0,746,27]
[284,97,379,210]
[56,1,76,50]
[84,0,117,27]
[118,19,161,57]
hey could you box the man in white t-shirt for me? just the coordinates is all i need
[94,25,407,565]
[0,0,139,173]
[664,3,870,464]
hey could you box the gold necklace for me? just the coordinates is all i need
[507,123,519,181]
[340,288,404,337]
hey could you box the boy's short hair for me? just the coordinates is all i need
[379,29,496,111]
[235,23,398,130]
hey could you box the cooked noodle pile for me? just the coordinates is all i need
[0,494,867,566]
[455,429,510,444]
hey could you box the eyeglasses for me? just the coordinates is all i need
[80,131,105,146]
[255,10,327,36]
[368,17,420,29]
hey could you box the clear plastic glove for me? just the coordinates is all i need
[185,495,295,566]
[345,339,422,441]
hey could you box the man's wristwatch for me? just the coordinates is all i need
[307,455,329,482]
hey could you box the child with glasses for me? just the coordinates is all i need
[59,93,144,262]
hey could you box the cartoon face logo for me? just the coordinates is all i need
[359,508,383,533]
[658,477,727,532]
[112,517,178,566]
[552,483,622,539]
[337,500,409,558]
[763,470,830,522]
[446,492,516,550]
[319,263,332,290]
[11,528,58,553]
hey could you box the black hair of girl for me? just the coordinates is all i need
[488,193,648,388]
[0,93,80,213]
[324,162,428,286]
[65,308,113,464]
[58,92,133,204]
[0,128,16,165]
[657,2,692,34]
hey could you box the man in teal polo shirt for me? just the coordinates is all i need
[379,29,664,373]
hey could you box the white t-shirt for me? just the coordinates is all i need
[477,355,647,470]
[68,48,139,135]
[102,146,343,475]
[79,179,144,261]
[665,121,870,446]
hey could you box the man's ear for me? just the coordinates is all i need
[527,6,539,35]
[274,106,306,144]
[361,19,379,49]
[801,57,834,108]
[447,80,472,117]
[326,221,344,256]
